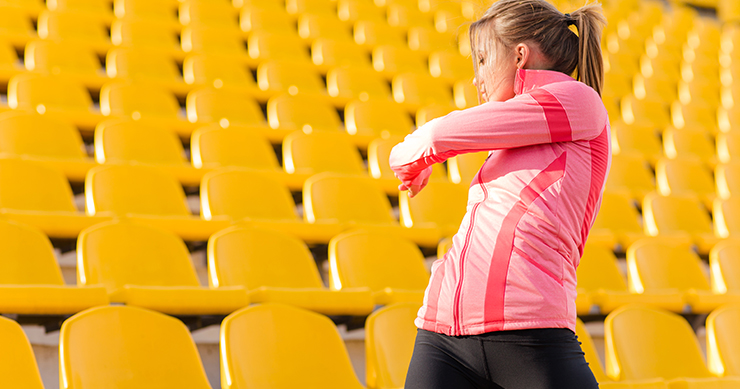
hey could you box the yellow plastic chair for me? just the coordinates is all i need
[621,96,671,130]
[611,122,663,167]
[707,304,740,377]
[642,193,719,254]
[208,226,374,315]
[368,136,447,183]
[407,26,457,54]
[328,229,430,304]
[399,181,467,237]
[372,45,428,80]
[256,60,328,101]
[183,54,261,96]
[326,66,393,104]
[0,219,108,315]
[311,38,373,73]
[36,10,112,55]
[106,48,191,98]
[24,40,109,91]
[671,100,720,134]
[7,73,105,131]
[77,221,248,315]
[180,26,254,66]
[110,20,186,61]
[99,82,198,139]
[190,124,280,170]
[714,198,740,239]
[179,0,238,27]
[85,164,230,241]
[286,0,335,16]
[589,192,645,250]
[200,168,340,243]
[241,7,295,35]
[185,89,274,138]
[0,111,96,182]
[433,6,469,34]
[266,94,343,132]
[247,31,312,64]
[112,0,180,26]
[662,128,717,168]
[298,13,354,42]
[628,240,740,314]
[0,316,45,388]
[578,244,684,314]
[416,103,454,126]
[282,130,365,176]
[447,151,489,184]
[0,40,24,86]
[655,157,716,209]
[387,3,432,29]
[710,240,740,295]
[46,0,114,24]
[717,133,740,165]
[365,302,421,389]
[221,303,366,389]
[392,72,455,112]
[60,305,213,389]
[353,20,405,50]
[337,0,384,23]
[605,154,656,203]
[345,100,413,139]
[453,80,479,109]
[0,7,37,49]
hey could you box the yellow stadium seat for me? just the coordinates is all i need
[718,106,740,134]
[221,303,366,389]
[282,130,365,175]
[185,89,280,140]
[0,219,108,315]
[112,0,180,28]
[36,10,112,55]
[621,95,671,129]
[0,316,44,388]
[248,31,312,64]
[46,0,114,24]
[182,54,263,97]
[629,240,740,314]
[642,193,719,254]
[639,56,681,88]
[655,157,716,209]
[407,26,457,54]
[304,173,441,246]
[286,0,334,15]
[605,154,655,203]
[298,13,354,42]
[0,158,111,238]
[85,164,231,241]
[110,20,186,62]
[24,40,109,91]
[337,0,384,23]
[7,73,105,131]
[106,48,191,98]
[240,7,294,35]
[633,75,678,106]
[181,26,255,66]
[93,119,204,186]
[676,85,721,116]
[372,45,428,80]
[387,3,432,29]
[329,229,430,304]
[399,181,467,237]
[714,198,740,239]
[589,192,646,250]
[0,40,24,87]
[717,133,740,164]
[578,244,685,314]
[344,99,413,139]
[710,240,740,295]
[707,304,740,377]
[392,72,455,112]
[179,0,239,27]
[447,151,488,184]
[256,60,329,103]
[365,302,421,389]
[326,66,393,105]
[662,128,717,167]
[353,20,405,50]
[267,94,343,133]
[190,124,280,170]
[433,7,468,34]
[415,102,454,126]
[312,38,373,73]
[453,80,479,109]
[77,221,248,314]
[716,163,740,200]
[99,82,199,139]
[0,7,37,49]
[428,50,474,85]
[0,111,96,182]
[367,136,446,182]
[208,226,374,315]
[60,305,212,389]
[611,122,663,167]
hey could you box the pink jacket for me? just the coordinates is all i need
[390,69,610,336]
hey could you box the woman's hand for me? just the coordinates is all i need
[397,170,430,198]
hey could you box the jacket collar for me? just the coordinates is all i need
[514,69,575,95]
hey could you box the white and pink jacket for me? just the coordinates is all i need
[390,69,611,336]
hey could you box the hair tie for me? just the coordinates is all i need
[564,13,576,27]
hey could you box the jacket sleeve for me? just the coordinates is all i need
[389,87,606,187]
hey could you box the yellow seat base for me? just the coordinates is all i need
[119,214,233,241]
[372,287,425,305]
[684,290,740,314]
[0,285,108,315]
[117,285,249,315]
[593,290,686,313]
[0,210,113,239]
[667,377,740,389]
[248,286,375,316]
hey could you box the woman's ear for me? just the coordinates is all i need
[515,43,531,69]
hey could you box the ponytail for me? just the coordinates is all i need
[572,4,607,95]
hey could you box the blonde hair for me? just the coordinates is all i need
[470,0,606,95]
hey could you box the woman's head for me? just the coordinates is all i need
[470,0,606,102]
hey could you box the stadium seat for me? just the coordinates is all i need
[655,157,716,209]
[190,124,281,171]
[0,316,44,388]
[256,60,329,103]
[662,128,717,167]
[604,305,740,386]
[23,40,109,91]
[453,80,479,109]
[105,48,192,98]
[642,193,719,254]
[110,20,187,62]
[7,73,106,131]
[710,240,740,295]
[36,10,112,55]
[326,66,393,105]
[577,244,684,314]
[0,111,96,182]
[373,45,428,80]
[240,7,295,35]
[610,122,663,167]
[368,136,447,183]
[0,7,37,49]
[45,0,114,24]
[77,221,248,315]
[589,192,645,250]
[0,158,110,238]
[344,100,413,139]
[353,20,405,50]
[266,94,344,133]
[179,0,239,27]
[0,40,24,88]
[248,31,312,64]
[365,302,421,389]
[85,164,231,241]
[407,26,457,54]
[392,72,455,112]
[387,3,432,29]
[200,168,341,243]
[182,54,264,98]
[298,13,354,42]
[99,82,199,139]
[304,173,441,246]
[185,89,282,141]
[415,103,454,126]
[59,305,213,388]
[717,133,740,165]
[706,304,740,377]
[208,226,374,315]
[93,119,204,186]
[447,151,489,184]
[337,0,384,23]
[621,96,671,129]
[112,0,180,28]
[433,6,468,34]
[181,26,255,66]
[282,130,365,176]
[312,38,373,73]
[286,0,336,16]
[328,229,430,304]
[399,181,467,237]
[714,198,740,239]
[627,240,740,314]
[0,219,108,315]
[604,154,655,203]
[220,303,366,389]
[672,98,720,133]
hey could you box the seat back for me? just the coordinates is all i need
[113,0,179,22]
[392,72,454,107]
[241,8,295,34]
[24,39,102,76]
[248,31,310,63]
[94,119,185,165]
[0,316,45,389]
[709,240,740,293]
[577,244,629,293]
[182,54,257,89]
[221,303,364,389]
[714,198,740,238]
[0,220,65,285]
[298,13,353,41]
[208,226,323,289]
[428,50,474,83]
[311,38,371,70]
[257,60,325,95]
[611,122,663,163]
[662,127,715,162]
[372,45,427,75]
[282,130,365,175]
[326,67,392,102]
[575,318,610,383]
[181,26,248,56]
[716,132,740,164]
[706,304,740,377]
[605,305,712,381]
[8,73,94,112]
[60,305,211,389]
[447,151,489,184]
[77,221,200,295]
[627,239,711,293]
[179,0,237,26]
[407,26,457,53]
[111,20,181,51]
[85,164,190,216]
[37,10,109,45]
[344,99,413,137]
[642,193,714,236]
[304,173,396,224]
[328,229,430,291]
[100,82,180,119]
[592,192,644,235]
[353,20,405,48]
[186,88,266,125]
[605,154,655,200]
[0,111,87,159]
[399,181,467,229]
[201,168,299,221]
[0,158,78,212]
[106,48,181,83]
[655,157,714,198]
[366,302,421,389]
[191,124,279,169]
[267,94,343,131]
[716,162,740,199]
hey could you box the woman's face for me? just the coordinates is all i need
[475,36,519,103]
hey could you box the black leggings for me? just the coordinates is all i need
[405,328,599,389]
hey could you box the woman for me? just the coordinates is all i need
[390,1,609,388]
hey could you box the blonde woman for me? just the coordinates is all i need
[390,1,609,387]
